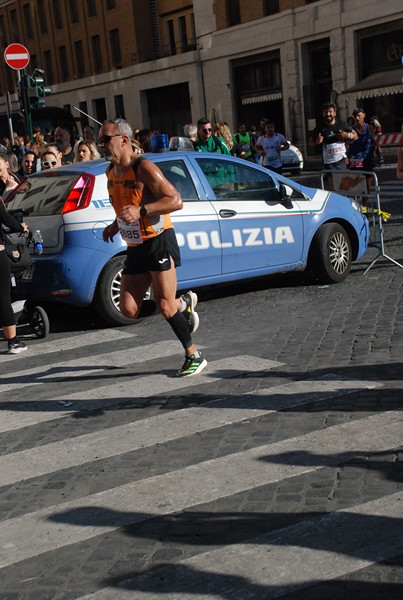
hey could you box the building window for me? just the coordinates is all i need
[190,13,196,46]
[74,40,85,78]
[44,50,54,84]
[91,35,103,73]
[114,94,125,118]
[23,5,33,38]
[0,15,7,46]
[166,19,176,55]
[69,0,80,23]
[227,0,241,27]
[87,0,97,17]
[58,46,69,80]
[79,100,89,129]
[106,0,116,10]
[38,0,48,34]
[10,9,19,40]
[178,15,187,51]
[263,0,280,16]
[93,97,107,123]
[53,0,63,29]
[110,29,122,68]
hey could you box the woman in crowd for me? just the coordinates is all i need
[0,197,29,354]
[137,128,153,153]
[74,140,101,162]
[41,151,59,170]
[214,122,246,159]
[0,153,19,200]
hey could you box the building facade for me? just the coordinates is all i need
[0,0,402,157]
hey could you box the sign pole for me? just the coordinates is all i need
[5,91,14,142]
[4,43,31,140]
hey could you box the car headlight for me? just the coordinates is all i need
[350,198,362,212]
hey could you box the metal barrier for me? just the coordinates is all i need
[320,169,402,274]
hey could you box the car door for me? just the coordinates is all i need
[193,155,304,275]
[155,157,222,283]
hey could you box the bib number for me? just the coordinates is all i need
[349,158,364,168]
[117,217,143,245]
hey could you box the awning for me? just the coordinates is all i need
[242,92,283,105]
[343,69,403,100]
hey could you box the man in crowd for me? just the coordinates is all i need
[194,118,231,154]
[54,124,75,164]
[255,120,289,174]
[99,118,207,377]
[309,102,357,188]
[233,123,253,161]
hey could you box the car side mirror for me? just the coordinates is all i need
[279,183,293,209]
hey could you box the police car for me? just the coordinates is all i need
[6,152,369,325]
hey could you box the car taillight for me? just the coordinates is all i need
[62,174,95,214]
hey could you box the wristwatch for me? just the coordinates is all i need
[140,205,148,218]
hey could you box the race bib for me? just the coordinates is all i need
[323,142,346,164]
[349,158,364,169]
[117,217,143,245]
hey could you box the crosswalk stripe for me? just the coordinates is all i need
[0,374,381,486]
[0,355,282,433]
[0,410,400,568]
[0,329,135,363]
[78,492,403,600]
[0,339,192,393]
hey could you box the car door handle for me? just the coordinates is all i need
[219,209,237,218]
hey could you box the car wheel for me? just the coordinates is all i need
[93,255,137,326]
[312,223,352,283]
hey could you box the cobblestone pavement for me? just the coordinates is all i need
[0,169,401,599]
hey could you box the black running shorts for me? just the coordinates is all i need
[122,228,182,275]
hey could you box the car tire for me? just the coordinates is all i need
[93,255,137,326]
[312,223,352,283]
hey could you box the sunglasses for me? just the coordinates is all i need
[202,128,213,133]
[97,133,122,145]
[42,160,57,168]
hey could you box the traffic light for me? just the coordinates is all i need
[23,69,52,109]
[25,74,38,109]
[33,69,52,108]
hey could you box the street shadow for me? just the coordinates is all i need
[46,505,403,599]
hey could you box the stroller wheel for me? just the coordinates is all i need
[30,306,50,338]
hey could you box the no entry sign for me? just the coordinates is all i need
[4,43,30,70]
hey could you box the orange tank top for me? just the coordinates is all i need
[107,157,173,246]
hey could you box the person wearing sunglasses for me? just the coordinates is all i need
[41,152,59,170]
[194,118,230,154]
[99,118,207,378]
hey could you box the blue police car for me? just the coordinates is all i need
[6,152,369,325]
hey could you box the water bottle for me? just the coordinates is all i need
[34,230,43,255]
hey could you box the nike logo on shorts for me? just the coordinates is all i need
[159,258,169,264]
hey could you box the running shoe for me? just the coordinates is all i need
[181,290,199,333]
[176,353,207,377]
[7,340,27,354]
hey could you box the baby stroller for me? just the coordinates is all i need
[7,231,50,339]
[11,294,50,339]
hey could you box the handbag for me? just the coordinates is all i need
[4,232,33,273]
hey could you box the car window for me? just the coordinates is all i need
[157,159,198,200]
[5,174,80,216]
[195,157,279,201]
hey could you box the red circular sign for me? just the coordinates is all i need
[4,43,30,70]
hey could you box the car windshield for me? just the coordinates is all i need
[6,173,80,216]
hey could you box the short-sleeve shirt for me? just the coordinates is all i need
[256,133,286,168]
[312,118,353,165]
